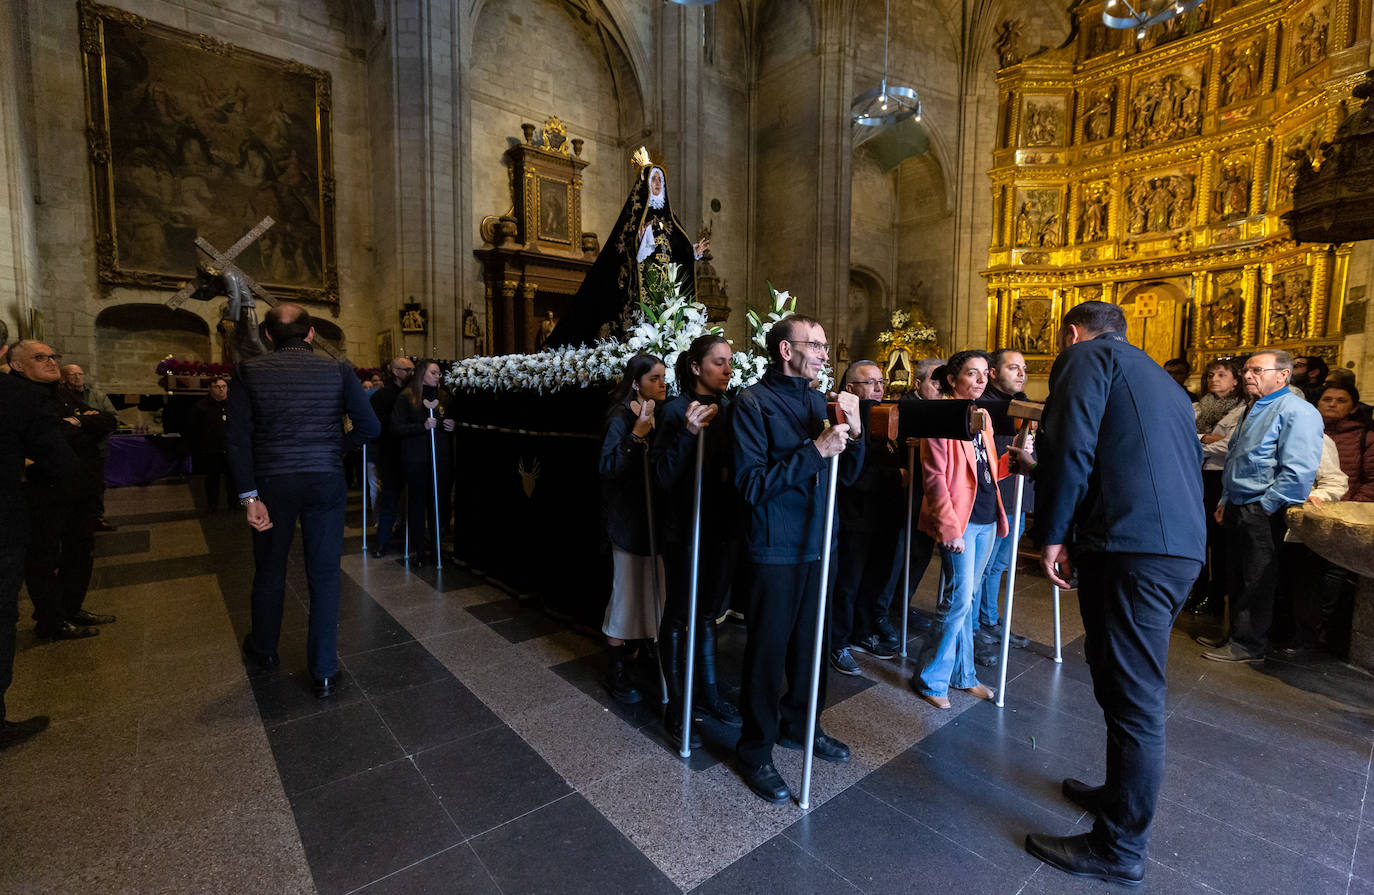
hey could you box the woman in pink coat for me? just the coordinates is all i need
[910,350,1009,709]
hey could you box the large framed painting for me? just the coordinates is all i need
[79,1,338,306]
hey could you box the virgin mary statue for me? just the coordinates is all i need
[544,148,705,349]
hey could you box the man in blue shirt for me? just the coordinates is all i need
[1198,348,1323,664]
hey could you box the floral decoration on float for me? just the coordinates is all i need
[875,309,940,394]
[444,266,832,396]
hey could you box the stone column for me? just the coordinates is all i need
[0,1,39,343]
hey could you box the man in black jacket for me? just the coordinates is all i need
[733,315,865,803]
[367,356,413,556]
[10,340,118,640]
[189,377,232,511]
[227,305,380,697]
[1020,301,1205,887]
[0,341,80,749]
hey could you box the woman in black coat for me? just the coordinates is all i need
[651,334,743,746]
[598,354,667,705]
[390,359,454,565]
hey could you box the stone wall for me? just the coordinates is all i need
[94,304,212,393]
[20,0,375,393]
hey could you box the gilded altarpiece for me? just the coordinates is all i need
[986,0,1364,374]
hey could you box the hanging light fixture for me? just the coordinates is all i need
[851,0,921,128]
[1102,0,1207,41]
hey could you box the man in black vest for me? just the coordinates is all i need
[1020,301,1205,887]
[1,340,80,749]
[227,305,380,697]
[367,356,413,556]
[189,377,232,511]
[733,315,865,803]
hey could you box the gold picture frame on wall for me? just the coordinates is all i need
[78,1,339,306]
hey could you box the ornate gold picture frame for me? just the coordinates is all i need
[79,1,338,305]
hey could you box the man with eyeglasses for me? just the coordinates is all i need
[732,315,865,803]
[1198,348,1322,664]
[0,339,80,747]
[828,360,905,676]
[7,341,118,640]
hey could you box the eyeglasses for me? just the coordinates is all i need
[31,353,62,364]
[787,340,830,355]
[1242,366,1283,375]
[850,378,884,388]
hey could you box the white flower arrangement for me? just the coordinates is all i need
[443,270,834,395]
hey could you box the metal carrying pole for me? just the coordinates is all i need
[680,429,706,757]
[995,474,1026,708]
[1053,584,1062,664]
[361,443,369,553]
[641,451,669,705]
[901,438,916,658]
[428,405,443,570]
[799,453,841,811]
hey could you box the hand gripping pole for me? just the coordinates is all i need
[641,452,669,705]
[427,406,443,570]
[799,453,841,810]
[901,438,916,659]
[679,430,706,757]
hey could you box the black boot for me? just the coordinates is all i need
[603,643,642,705]
[1187,593,1224,617]
[696,622,742,727]
[658,625,701,748]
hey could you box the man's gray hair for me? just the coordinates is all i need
[912,357,943,381]
[1253,348,1294,372]
[842,359,881,383]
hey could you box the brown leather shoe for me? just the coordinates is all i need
[957,683,996,701]
[909,675,951,708]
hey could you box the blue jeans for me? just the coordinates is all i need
[976,512,1024,628]
[917,522,998,697]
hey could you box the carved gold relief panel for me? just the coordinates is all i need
[1286,3,1330,81]
[1126,61,1205,151]
[1125,170,1197,235]
[1020,96,1067,147]
[1210,151,1254,224]
[1009,292,1057,356]
[1200,269,1247,348]
[1218,38,1265,108]
[1013,188,1062,248]
[1264,265,1313,341]
[1079,85,1116,144]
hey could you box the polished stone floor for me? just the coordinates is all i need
[4,480,1374,894]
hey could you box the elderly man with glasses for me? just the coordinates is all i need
[1197,348,1323,664]
[7,341,118,640]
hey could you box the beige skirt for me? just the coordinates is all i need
[602,546,665,640]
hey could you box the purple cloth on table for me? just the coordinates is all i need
[105,435,191,487]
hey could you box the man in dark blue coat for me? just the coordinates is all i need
[1019,301,1205,887]
[732,315,865,804]
[0,341,80,749]
[227,305,380,698]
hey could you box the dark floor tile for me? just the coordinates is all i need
[469,794,677,895]
[1354,824,1374,884]
[956,697,1106,773]
[1165,714,1366,816]
[372,676,503,754]
[489,610,570,644]
[292,758,463,895]
[823,663,878,707]
[1022,855,1228,895]
[1147,798,1352,895]
[784,787,1029,894]
[354,843,501,895]
[466,598,523,624]
[1160,752,1362,875]
[268,701,404,797]
[336,603,414,657]
[859,742,1083,871]
[106,508,202,526]
[92,529,150,558]
[407,563,481,592]
[692,834,862,895]
[344,640,453,698]
[550,652,665,731]
[413,724,571,837]
[89,553,213,588]
[248,668,365,725]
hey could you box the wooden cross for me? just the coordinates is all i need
[166,216,276,310]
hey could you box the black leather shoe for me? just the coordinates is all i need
[0,715,51,751]
[314,675,338,699]
[1025,832,1144,888]
[94,517,117,532]
[1062,777,1106,814]
[241,635,279,670]
[665,712,703,750]
[778,732,851,763]
[68,609,115,626]
[699,697,743,727]
[740,761,792,804]
[35,620,98,640]
[1194,633,1229,649]
[368,545,384,558]
[1187,594,1224,616]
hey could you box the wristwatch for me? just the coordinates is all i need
[239,496,260,509]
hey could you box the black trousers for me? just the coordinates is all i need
[1199,470,1227,600]
[736,559,834,769]
[1224,502,1288,655]
[403,460,451,554]
[830,524,903,647]
[0,515,28,719]
[197,451,233,510]
[246,473,346,679]
[25,489,98,628]
[662,535,738,627]
[1076,551,1199,864]
[373,457,405,552]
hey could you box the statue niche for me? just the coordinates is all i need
[1078,184,1110,243]
[1219,40,1264,106]
[1081,86,1115,143]
[1266,269,1312,341]
[1212,160,1252,222]
[1201,271,1245,347]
